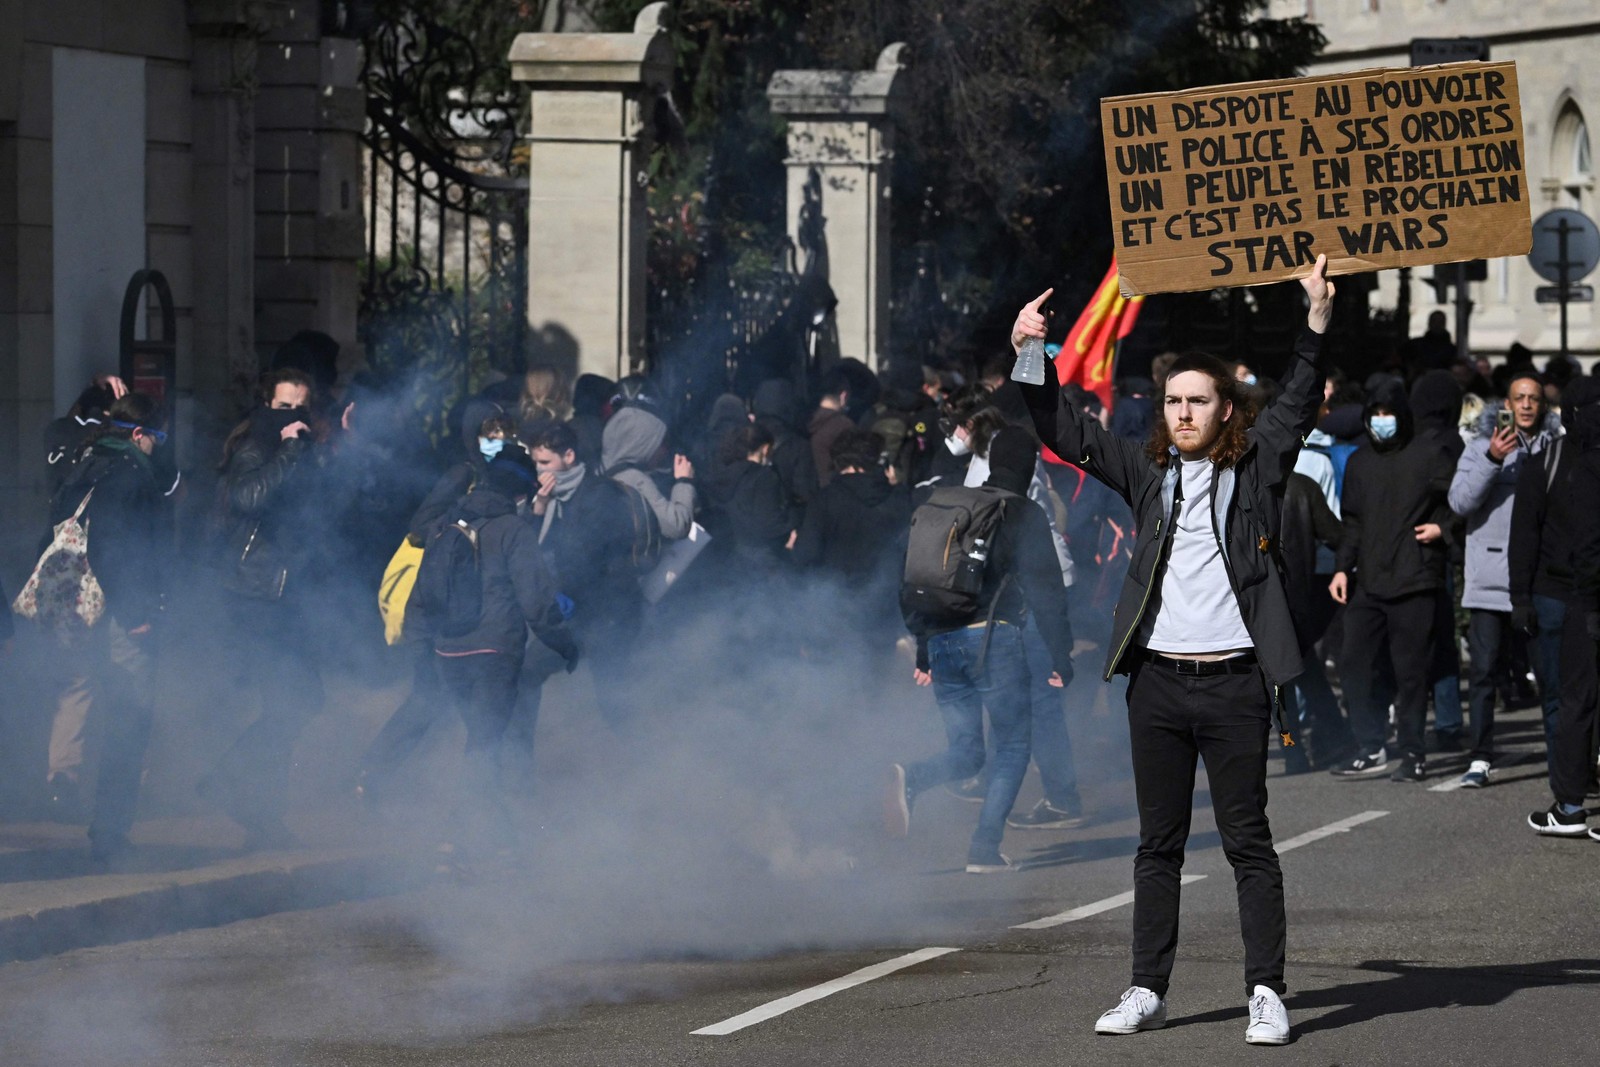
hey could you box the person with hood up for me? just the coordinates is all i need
[1521,376,1600,837]
[1328,377,1458,782]
[1447,371,1558,789]
[601,404,697,540]
[699,422,797,574]
[420,447,575,860]
[888,429,1075,873]
[1411,368,1468,750]
[791,428,912,647]
[752,378,818,509]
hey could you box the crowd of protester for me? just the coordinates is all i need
[8,306,1600,873]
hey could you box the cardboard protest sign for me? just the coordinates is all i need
[1100,61,1531,296]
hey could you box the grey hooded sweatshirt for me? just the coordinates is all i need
[601,406,697,540]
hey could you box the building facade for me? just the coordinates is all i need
[1270,0,1597,360]
[0,0,362,559]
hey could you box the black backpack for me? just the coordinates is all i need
[608,478,664,573]
[901,485,1013,622]
[407,516,488,639]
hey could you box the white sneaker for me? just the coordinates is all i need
[1245,985,1291,1045]
[1094,985,1166,1034]
[1459,760,1491,789]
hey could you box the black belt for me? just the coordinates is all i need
[1143,650,1257,676]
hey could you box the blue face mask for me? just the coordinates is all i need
[479,436,505,459]
[1369,415,1398,442]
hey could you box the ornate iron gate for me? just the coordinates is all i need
[360,13,528,432]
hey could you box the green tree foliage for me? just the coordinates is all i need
[609,1,1326,374]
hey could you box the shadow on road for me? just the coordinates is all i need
[1166,958,1600,1036]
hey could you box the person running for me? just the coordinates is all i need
[1012,254,1336,1046]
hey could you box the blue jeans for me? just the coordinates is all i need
[1023,614,1080,813]
[906,624,1032,862]
[1533,595,1566,750]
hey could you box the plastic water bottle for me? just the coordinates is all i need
[1012,337,1048,385]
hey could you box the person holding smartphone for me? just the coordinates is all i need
[1447,370,1557,788]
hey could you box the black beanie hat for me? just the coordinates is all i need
[985,427,1038,496]
[485,447,538,498]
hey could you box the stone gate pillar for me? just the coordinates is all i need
[509,3,671,381]
[768,44,907,373]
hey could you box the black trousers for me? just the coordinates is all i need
[1340,590,1436,763]
[1465,609,1512,764]
[1552,610,1600,806]
[1126,657,1286,998]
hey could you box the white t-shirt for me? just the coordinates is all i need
[1142,456,1252,654]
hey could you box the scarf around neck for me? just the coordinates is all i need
[538,461,588,542]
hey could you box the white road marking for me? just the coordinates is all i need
[691,947,962,1036]
[1012,875,1207,931]
[1275,810,1389,852]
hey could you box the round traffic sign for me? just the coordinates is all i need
[1528,208,1600,284]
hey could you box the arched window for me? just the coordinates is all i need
[1553,101,1594,212]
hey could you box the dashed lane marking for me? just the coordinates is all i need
[691,947,962,1036]
[1011,875,1207,931]
[1273,810,1389,852]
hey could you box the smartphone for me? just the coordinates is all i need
[1496,408,1514,431]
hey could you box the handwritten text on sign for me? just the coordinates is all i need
[1100,61,1532,296]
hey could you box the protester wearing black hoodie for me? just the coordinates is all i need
[423,449,575,855]
[752,378,818,509]
[1328,379,1457,782]
[1523,377,1600,837]
[792,428,912,644]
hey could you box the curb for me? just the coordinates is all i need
[0,849,432,963]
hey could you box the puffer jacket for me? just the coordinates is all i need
[1447,407,1557,612]
[1021,326,1326,687]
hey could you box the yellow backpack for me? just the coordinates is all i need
[378,536,425,645]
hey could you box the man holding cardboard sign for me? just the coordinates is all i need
[1013,255,1335,1045]
[1102,61,1531,295]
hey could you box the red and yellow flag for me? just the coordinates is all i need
[1054,258,1145,409]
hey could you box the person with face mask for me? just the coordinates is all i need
[201,369,328,850]
[356,415,522,808]
[1326,379,1459,783]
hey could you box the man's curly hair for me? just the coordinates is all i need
[1145,352,1258,470]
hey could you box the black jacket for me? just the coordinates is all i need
[1336,381,1456,600]
[1281,471,1342,650]
[429,487,572,658]
[1021,326,1326,686]
[409,456,489,544]
[1509,436,1581,607]
[701,457,796,570]
[900,489,1075,678]
[791,470,911,584]
[51,438,168,629]
[537,470,643,628]
[218,413,321,600]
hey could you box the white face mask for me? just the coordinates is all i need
[945,434,972,457]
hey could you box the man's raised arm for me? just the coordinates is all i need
[1011,288,1147,503]
[1252,254,1336,486]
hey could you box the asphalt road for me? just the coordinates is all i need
[0,700,1595,1067]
